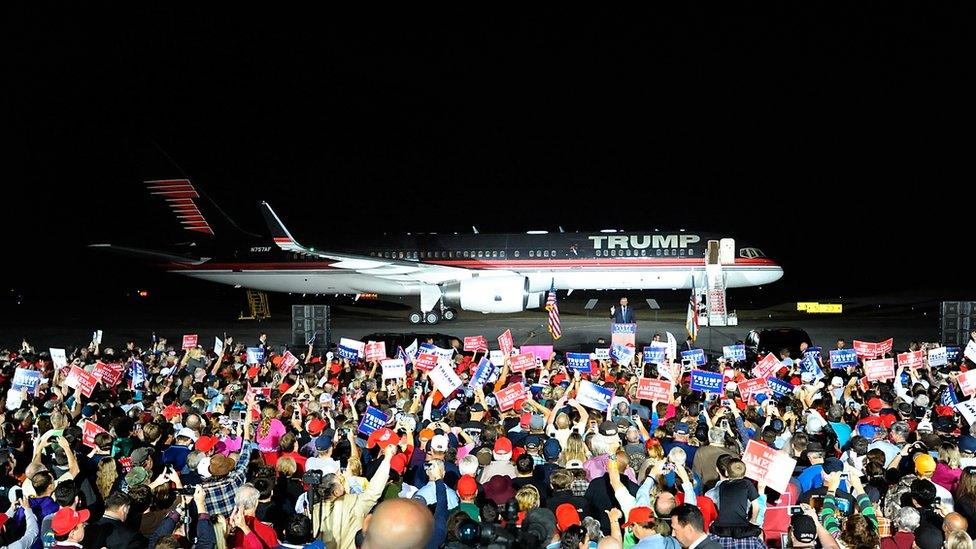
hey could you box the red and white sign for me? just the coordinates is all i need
[182,334,198,350]
[897,350,925,370]
[364,341,387,362]
[414,353,438,372]
[77,369,99,397]
[737,377,770,400]
[509,353,537,373]
[864,358,895,382]
[92,362,124,387]
[494,382,526,412]
[853,340,880,359]
[498,330,514,357]
[879,338,894,356]
[636,379,672,402]
[464,336,489,352]
[82,420,107,448]
[279,351,299,375]
[752,353,780,379]
[247,386,272,402]
[64,365,85,389]
[959,370,976,397]
[742,440,797,493]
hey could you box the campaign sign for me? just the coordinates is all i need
[279,351,299,375]
[381,359,406,380]
[941,386,960,406]
[404,339,419,361]
[737,377,770,400]
[801,354,818,374]
[959,370,976,398]
[82,420,108,448]
[830,349,858,369]
[246,386,272,402]
[879,338,894,356]
[340,338,366,357]
[768,377,794,399]
[429,359,464,398]
[420,344,455,362]
[64,365,85,389]
[469,358,494,388]
[13,368,41,395]
[214,337,224,356]
[611,344,635,367]
[246,347,265,365]
[488,350,507,368]
[929,347,948,368]
[358,406,389,436]
[723,345,746,362]
[337,345,359,363]
[595,348,611,361]
[365,341,387,362]
[681,349,706,367]
[566,353,592,372]
[182,335,198,350]
[498,330,514,357]
[495,382,526,412]
[643,346,667,365]
[510,353,537,373]
[636,378,672,402]
[77,369,99,397]
[897,350,925,370]
[522,345,553,360]
[742,440,797,494]
[130,360,146,389]
[577,380,614,411]
[864,358,895,382]
[753,353,781,379]
[464,336,489,352]
[967,341,976,364]
[611,323,637,348]
[853,340,880,359]
[690,370,724,393]
[947,347,961,362]
[414,353,438,372]
[805,347,822,360]
[49,348,68,369]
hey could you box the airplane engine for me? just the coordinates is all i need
[442,276,543,314]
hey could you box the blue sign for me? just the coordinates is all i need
[246,347,265,365]
[611,343,635,366]
[801,354,818,373]
[682,349,706,367]
[643,346,667,365]
[130,360,146,389]
[337,345,359,362]
[396,346,409,364]
[612,323,637,334]
[768,377,794,399]
[577,380,614,411]
[469,358,495,388]
[947,347,961,361]
[12,368,41,394]
[690,370,724,393]
[358,406,389,436]
[723,345,746,362]
[805,347,822,360]
[419,343,437,355]
[941,386,959,406]
[566,353,592,371]
[830,349,858,369]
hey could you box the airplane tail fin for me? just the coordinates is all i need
[259,201,305,253]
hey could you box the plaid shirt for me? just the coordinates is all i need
[200,440,253,516]
[571,478,589,497]
[708,534,767,549]
[875,516,891,538]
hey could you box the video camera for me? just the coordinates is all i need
[455,500,519,548]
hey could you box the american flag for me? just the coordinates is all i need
[686,276,699,343]
[546,282,562,340]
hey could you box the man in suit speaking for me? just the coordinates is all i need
[610,296,636,324]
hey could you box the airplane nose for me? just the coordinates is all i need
[765,264,784,285]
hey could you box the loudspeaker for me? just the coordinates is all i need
[940,301,976,346]
[292,305,331,347]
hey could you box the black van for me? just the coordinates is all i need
[744,327,813,362]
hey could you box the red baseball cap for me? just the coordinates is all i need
[307,418,327,436]
[52,507,90,536]
[520,413,532,428]
[366,428,400,450]
[457,475,478,499]
[195,436,219,454]
[622,507,654,528]
[493,436,512,457]
[390,452,409,475]
[867,398,884,413]
[556,503,581,532]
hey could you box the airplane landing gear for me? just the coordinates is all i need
[442,308,457,321]
[424,310,441,325]
[408,311,423,325]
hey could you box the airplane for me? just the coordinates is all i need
[91,178,783,324]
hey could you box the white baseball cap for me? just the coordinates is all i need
[430,434,449,452]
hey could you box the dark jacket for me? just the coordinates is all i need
[83,514,148,549]
[584,473,638,534]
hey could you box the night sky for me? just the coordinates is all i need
[6,7,972,313]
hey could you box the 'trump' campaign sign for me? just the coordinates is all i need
[429,359,464,398]
[929,347,948,368]
[643,345,667,365]
[723,345,746,362]
[864,358,895,382]
[690,370,724,393]
[337,345,359,362]
[830,349,858,369]
[742,440,797,493]
[752,353,781,378]
[566,353,592,372]
[737,377,770,400]
[577,380,614,411]
[611,344,635,367]
[364,341,387,362]
[469,358,494,389]
[681,349,706,367]
[494,383,525,412]
[464,336,489,352]
[958,370,976,398]
[498,330,514,357]
[82,420,108,448]
[636,379,672,402]
[358,406,389,436]
[246,347,265,365]
[768,377,794,399]
[182,335,198,350]
[509,353,537,373]
[897,350,925,370]
[381,359,406,380]
[13,368,41,395]
[853,340,881,359]
[414,353,438,372]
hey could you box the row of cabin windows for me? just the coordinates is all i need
[366,250,564,259]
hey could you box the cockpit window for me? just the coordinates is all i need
[739,247,766,259]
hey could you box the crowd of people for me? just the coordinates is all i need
[0,329,975,549]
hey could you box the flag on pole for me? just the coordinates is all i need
[546,282,562,340]
[686,275,699,343]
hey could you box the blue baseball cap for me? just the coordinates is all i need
[857,424,877,440]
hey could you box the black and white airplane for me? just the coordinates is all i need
[91,178,782,324]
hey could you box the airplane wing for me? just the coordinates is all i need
[258,202,488,284]
[87,244,210,265]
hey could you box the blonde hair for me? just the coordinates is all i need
[946,530,973,549]
[213,515,228,549]
[258,406,277,438]
[558,432,589,466]
[96,458,118,499]
[50,411,68,430]
[276,456,297,477]
[515,485,540,512]
[939,444,961,469]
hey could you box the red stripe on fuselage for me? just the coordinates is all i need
[168,257,778,271]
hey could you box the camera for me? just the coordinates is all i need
[303,470,323,486]
[456,520,517,548]
[175,486,197,495]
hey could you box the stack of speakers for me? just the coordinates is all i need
[292,305,331,347]
[940,301,975,346]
